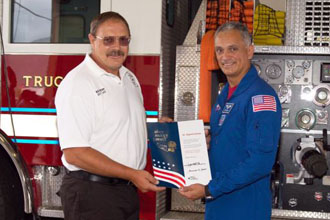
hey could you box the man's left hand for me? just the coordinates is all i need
[178,184,205,201]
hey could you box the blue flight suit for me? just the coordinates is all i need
[206,65,282,220]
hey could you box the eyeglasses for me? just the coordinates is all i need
[94,35,131,46]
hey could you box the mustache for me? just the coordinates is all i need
[107,50,125,56]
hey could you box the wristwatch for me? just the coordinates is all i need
[204,185,213,200]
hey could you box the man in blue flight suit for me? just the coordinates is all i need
[179,22,282,219]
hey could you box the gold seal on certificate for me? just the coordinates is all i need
[167,141,177,152]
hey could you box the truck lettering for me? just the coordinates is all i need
[23,75,63,87]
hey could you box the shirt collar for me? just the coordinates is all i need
[217,65,258,105]
[84,53,129,79]
[233,65,258,96]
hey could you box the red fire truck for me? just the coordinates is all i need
[2,0,330,220]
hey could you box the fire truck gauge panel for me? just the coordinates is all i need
[320,63,330,83]
[316,109,328,125]
[281,118,290,128]
[287,60,295,69]
[254,63,261,76]
[295,109,316,131]
[292,66,305,79]
[251,59,284,84]
[266,64,282,79]
[282,108,290,128]
[285,75,294,84]
[278,84,292,104]
[282,108,290,118]
[302,60,312,69]
[313,84,330,107]
[300,85,314,101]
[285,60,313,85]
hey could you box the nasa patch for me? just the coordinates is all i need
[222,103,234,114]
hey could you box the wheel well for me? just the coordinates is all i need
[0,146,25,219]
[0,145,22,183]
[0,131,33,214]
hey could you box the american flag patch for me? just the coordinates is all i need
[252,95,277,112]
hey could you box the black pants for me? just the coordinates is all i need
[60,174,139,220]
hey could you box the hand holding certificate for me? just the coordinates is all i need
[147,120,212,188]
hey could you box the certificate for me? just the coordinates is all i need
[147,120,212,188]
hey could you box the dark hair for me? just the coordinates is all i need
[90,11,131,36]
[215,21,252,46]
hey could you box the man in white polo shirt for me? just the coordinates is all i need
[55,11,164,220]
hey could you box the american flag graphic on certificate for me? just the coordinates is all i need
[252,95,277,112]
[152,162,185,188]
[147,122,186,188]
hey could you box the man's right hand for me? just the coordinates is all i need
[130,170,165,193]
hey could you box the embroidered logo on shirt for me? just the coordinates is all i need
[127,73,139,87]
[252,95,276,112]
[95,88,106,96]
[222,103,235,114]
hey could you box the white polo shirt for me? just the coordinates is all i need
[55,54,147,171]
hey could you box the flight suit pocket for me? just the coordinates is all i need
[254,121,274,153]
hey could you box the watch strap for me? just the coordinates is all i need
[204,185,213,199]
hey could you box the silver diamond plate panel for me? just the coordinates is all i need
[254,45,330,54]
[160,209,316,220]
[171,190,205,212]
[160,0,192,117]
[286,0,306,46]
[160,211,204,220]
[38,208,64,218]
[156,191,167,220]
[33,165,64,217]
[174,46,200,121]
[183,0,206,46]
[41,166,63,208]
[272,209,330,219]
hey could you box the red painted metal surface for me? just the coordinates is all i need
[18,141,62,166]
[2,55,84,108]
[125,55,160,111]
[138,150,157,220]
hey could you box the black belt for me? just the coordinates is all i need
[66,169,132,186]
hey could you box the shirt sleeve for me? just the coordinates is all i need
[56,82,95,149]
[208,94,282,198]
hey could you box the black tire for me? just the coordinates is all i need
[0,148,25,220]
